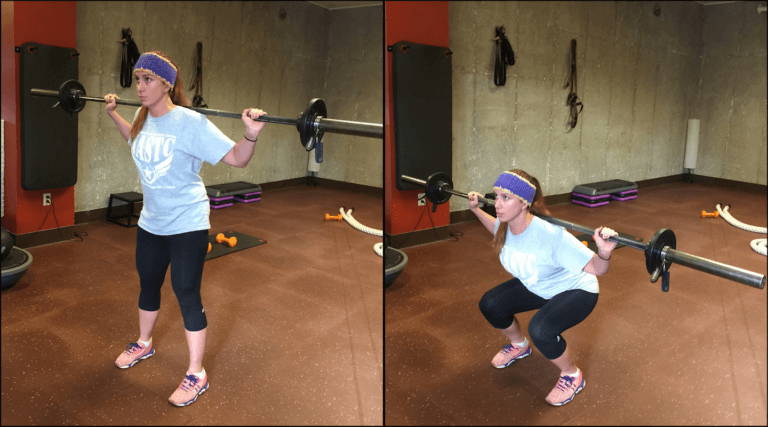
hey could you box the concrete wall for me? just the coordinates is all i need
[695,1,767,184]
[319,6,383,187]
[75,1,381,213]
[448,1,766,212]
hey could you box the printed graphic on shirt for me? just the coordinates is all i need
[131,132,176,188]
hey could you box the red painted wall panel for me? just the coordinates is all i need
[385,1,450,236]
[1,1,77,234]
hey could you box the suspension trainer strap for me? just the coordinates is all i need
[119,28,141,88]
[493,26,516,87]
[190,42,208,108]
[564,39,583,131]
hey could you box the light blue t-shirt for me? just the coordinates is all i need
[494,216,598,299]
[129,106,236,235]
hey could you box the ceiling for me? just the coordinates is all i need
[307,1,382,10]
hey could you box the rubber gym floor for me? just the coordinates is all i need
[385,180,767,425]
[1,183,382,425]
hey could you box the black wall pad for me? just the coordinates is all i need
[392,41,452,190]
[205,231,267,261]
[19,42,79,190]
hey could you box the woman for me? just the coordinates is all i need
[104,51,267,407]
[468,169,617,406]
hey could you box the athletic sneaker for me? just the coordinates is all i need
[491,342,532,368]
[114,341,155,369]
[168,373,209,407]
[545,369,586,406]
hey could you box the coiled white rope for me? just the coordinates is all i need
[339,207,383,236]
[715,204,767,233]
[338,207,383,257]
[373,242,384,257]
[715,203,767,256]
[750,239,767,256]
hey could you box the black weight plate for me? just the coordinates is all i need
[297,98,327,151]
[58,79,86,113]
[645,228,676,274]
[425,172,453,205]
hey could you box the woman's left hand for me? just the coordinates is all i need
[242,108,267,140]
[593,226,618,258]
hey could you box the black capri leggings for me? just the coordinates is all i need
[136,226,209,332]
[478,278,598,360]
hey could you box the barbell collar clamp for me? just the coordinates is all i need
[650,267,661,283]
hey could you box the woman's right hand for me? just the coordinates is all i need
[104,94,118,113]
[467,191,482,209]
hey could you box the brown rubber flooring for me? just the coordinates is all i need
[1,183,382,425]
[385,181,767,425]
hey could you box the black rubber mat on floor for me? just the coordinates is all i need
[205,231,267,261]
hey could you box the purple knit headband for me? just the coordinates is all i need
[133,53,177,87]
[493,171,536,206]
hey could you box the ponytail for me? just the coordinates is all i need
[493,220,509,255]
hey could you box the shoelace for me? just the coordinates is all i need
[180,375,200,392]
[501,343,522,353]
[124,342,142,354]
[555,375,575,392]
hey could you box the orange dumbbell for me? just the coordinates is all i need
[207,242,212,253]
[700,210,719,218]
[215,232,238,248]
[324,213,343,221]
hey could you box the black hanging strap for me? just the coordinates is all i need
[493,26,515,86]
[119,28,140,88]
[564,39,583,131]
[189,42,207,108]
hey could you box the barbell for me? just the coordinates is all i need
[29,79,383,153]
[400,173,767,291]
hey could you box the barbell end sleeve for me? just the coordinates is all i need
[664,247,766,289]
[400,175,427,186]
[29,88,59,97]
[318,118,383,138]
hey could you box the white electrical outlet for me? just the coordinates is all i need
[417,192,426,206]
[42,193,52,206]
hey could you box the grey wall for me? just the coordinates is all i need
[75,1,381,213]
[695,2,767,184]
[319,6,383,187]
[449,1,767,211]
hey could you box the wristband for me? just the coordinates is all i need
[243,134,257,142]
